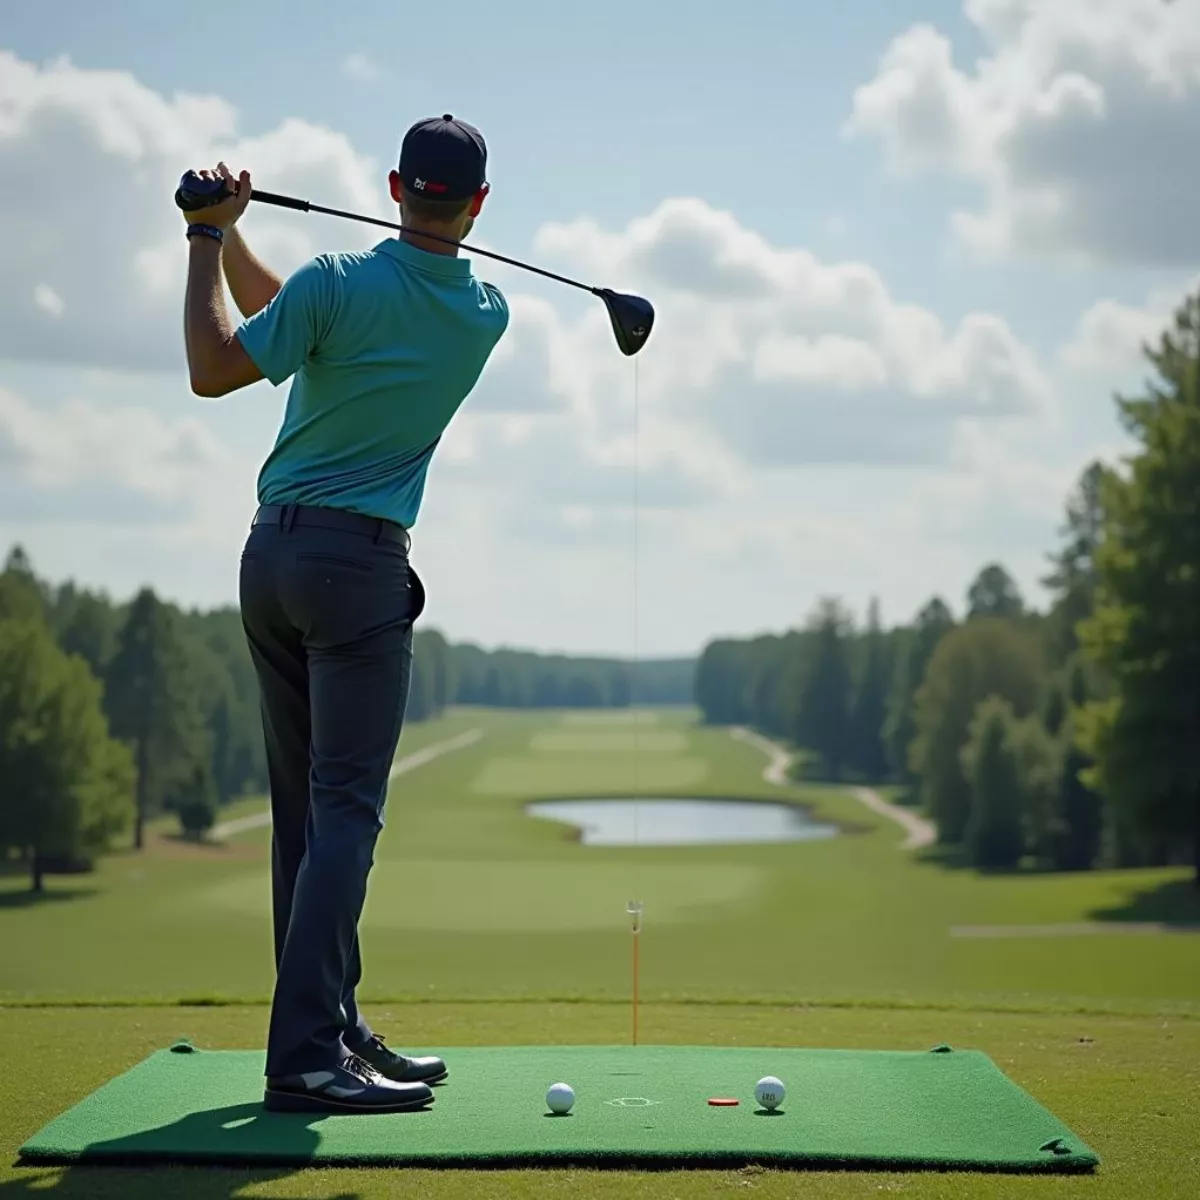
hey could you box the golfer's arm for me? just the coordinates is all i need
[222,227,283,318]
[184,237,264,397]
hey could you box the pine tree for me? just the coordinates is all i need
[104,589,210,850]
[962,697,1027,871]
[849,598,891,780]
[794,599,854,781]
[883,597,954,782]
[1078,288,1200,884]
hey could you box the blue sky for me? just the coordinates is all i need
[2,0,1197,653]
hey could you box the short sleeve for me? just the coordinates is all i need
[479,281,510,342]
[235,257,336,386]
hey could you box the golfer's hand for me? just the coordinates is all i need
[183,163,252,230]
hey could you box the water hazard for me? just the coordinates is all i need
[525,798,839,847]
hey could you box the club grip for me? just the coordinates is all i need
[174,171,232,212]
[174,173,311,214]
[250,190,311,212]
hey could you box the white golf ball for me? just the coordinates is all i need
[546,1081,575,1114]
[755,1075,785,1111]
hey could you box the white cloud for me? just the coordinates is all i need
[33,284,64,317]
[1060,275,1198,374]
[0,50,1114,653]
[0,50,389,373]
[846,0,1200,266]
[528,198,1054,470]
[0,49,1054,489]
[341,53,382,82]
[0,382,253,538]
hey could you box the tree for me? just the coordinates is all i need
[883,598,955,782]
[794,599,854,780]
[1078,288,1200,885]
[962,697,1027,870]
[104,589,211,850]
[414,629,454,716]
[849,598,891,780]
[1043,461,1109,662]
[911,617,1044,844]
[694,640,748,725]
[1054,713,1105,872]
[0,546,46,623]
[176,761,218,841]
[966,564,1025,620]
[1008,715,1063,865]
[0,618,135,891]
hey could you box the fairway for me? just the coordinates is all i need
[3,706,1199,1198]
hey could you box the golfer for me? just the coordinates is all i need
[180,116,509,1114]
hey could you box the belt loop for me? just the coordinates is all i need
[277,504,286,530]
[285,503,299,532]
[373,519,383,545]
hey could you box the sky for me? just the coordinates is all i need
[2,0,1198,656]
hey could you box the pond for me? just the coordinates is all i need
[525,798,839,847]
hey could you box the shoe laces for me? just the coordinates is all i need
[342,1054,381,1085]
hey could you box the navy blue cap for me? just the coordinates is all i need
[398,114,487,203]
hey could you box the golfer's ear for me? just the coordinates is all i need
[470,184,489,217]
[388,170,404,205]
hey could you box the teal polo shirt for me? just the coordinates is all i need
[235,237,509,529]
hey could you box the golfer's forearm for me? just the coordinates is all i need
[223,227,283,317]
[184,238,238,392]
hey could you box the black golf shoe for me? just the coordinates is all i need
[264,1052,434,1114]
[349,1034,448,1085]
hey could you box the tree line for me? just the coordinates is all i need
[695,287,1200,885]
[0,558,692,891]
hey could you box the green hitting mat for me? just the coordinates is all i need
[19,1041,1098,1173]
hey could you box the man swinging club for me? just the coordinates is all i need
[179,116,509,1114]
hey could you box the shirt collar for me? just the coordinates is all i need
[374,236,473,278]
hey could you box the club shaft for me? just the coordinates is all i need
[250,190,596,297]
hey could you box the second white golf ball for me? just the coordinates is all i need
[546,1082,575,1114]
[755,1075,785,1111]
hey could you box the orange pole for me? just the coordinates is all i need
[632,928,640,1046]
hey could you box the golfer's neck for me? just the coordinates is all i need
[399,227,461,257]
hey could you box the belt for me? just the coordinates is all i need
[253,503,410,549]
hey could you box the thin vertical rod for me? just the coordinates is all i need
[632,926,640,1046]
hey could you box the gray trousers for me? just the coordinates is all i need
[238,503,424,1078]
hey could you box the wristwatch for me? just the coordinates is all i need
[186,224,223,244]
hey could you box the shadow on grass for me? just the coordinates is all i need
[158,833,233,851]
[1088,878,1200,927]
[0,1164,321,1200]
[6,1102,329,1200]
[0,886,100,909]
[912,844,1056,877]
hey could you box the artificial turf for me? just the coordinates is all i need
[18,1041,1098,1173]
[4,1003,1197,1198]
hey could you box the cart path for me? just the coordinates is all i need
[729,726,936,850]
[211,728,485,840]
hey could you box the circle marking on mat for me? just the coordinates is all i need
[605,1096,661,1108]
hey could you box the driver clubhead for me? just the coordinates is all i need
[596,289,654,357]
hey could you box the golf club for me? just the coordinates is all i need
[175,172,654,356]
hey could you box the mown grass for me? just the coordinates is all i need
[3,708,1195,1011]
[1,706,1197,1196]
